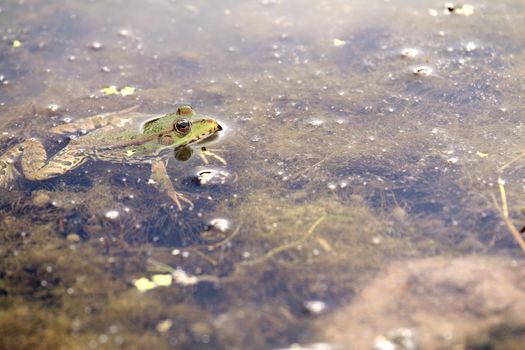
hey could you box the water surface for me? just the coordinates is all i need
[1,0,525,349]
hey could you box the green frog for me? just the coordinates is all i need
[0,105,223,210]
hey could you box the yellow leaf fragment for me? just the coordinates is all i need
[120,86,135,96]
[333,39,346,47]
[476,151,488,158]
[151,274,173,287]
[133,277,157,292]
[316,236,333,252]
[456,4,474,16]
[156,319,173,333]
[101,86,119,96]
[12,40,22,48]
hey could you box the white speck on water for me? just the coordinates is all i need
[465,42,477,52]
[429,8,438,16]
[413,66,433,76]
[91,41,103,50]
[447,157,459,164]
[309,119,324,126]
[304,300,327,315]
[47,104,59,112]
[105,210,120,219]
[401,48,419,58]
[171,249,180,256]
[209,218,230,232]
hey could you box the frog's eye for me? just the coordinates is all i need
[174,119,191,135]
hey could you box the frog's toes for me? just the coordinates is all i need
[199,148,227,166]
[0,160,20,188]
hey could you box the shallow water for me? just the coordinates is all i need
[1,0,525,349]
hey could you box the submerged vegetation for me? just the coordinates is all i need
[1,0,525,349]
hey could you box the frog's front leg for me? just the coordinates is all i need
[19,139,87,181]
[150,159,193,211]
[49,105,139,135]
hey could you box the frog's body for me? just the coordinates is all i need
[0,105,223,209]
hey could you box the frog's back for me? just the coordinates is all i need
[69,125,141,149]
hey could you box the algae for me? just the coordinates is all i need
[1,0,525,348]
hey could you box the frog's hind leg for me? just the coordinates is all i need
[150,159,193,211]
[20,139,87,181]
[0,142,24,188]
[49,105,140,135]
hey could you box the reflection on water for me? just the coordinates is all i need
[1,0,525,349]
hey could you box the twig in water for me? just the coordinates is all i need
[494,178,525,254]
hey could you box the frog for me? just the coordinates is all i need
[0,105,223,210]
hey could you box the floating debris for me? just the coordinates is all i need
[373,328,416,350]
[47,104,59,112]
[12,40,22,48]
[68,55,76,62]
[401,48,419,58]
[209,218,231,232]
[119,86,135,96]
[133,269,201,292]
[309,119,324,127]
[444,3,474,16]
[90,41,103,50]
[465,42,477,52]
[101,86,119,96]
[118,29,130,37]
[151,274,173,287]
[32,192,51,207]
[133,277,157,292]
[66,233,81,242]
[333,39,346,47]
[476,151,488,158]
[412,66,433,76]
[156,319,173,333]
[104,210,120,219]
[101,85,135,96]
[303,300,327,315]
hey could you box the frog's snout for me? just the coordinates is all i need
[217,124,223,131]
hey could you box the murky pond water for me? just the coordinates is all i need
[1,0,525,349]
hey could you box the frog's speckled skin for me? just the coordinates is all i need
[0,105,222,209]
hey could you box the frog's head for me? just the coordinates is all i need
[157,116,222,150]
[143,105,196,135]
